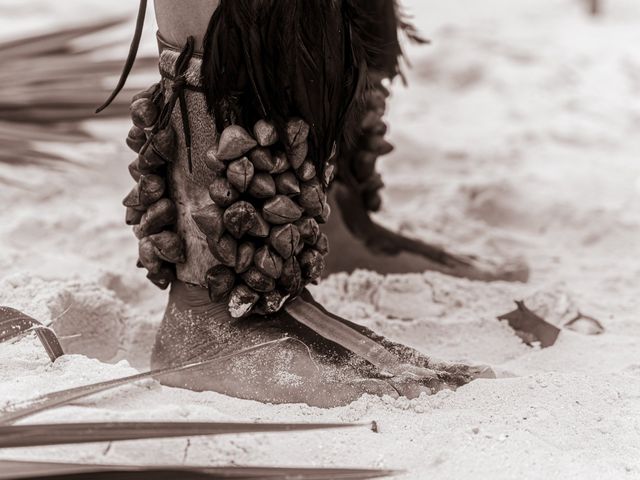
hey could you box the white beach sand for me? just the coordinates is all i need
[0,1,639,478]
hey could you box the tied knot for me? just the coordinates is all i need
[171,75,188,92]
[151,37,196,172]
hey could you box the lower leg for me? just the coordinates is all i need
[326,79,529,281]
[324,182,530,281]
[123,4,495,407]
[154,0,218,52]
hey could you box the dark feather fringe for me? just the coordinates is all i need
[201,1,423,176]
[351,0,428,81]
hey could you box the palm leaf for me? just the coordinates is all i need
[0,460,397,480]
[0,307,64,362]
[0,19,124,59]
[0,18,156,166]
[497,301,561,348]
[0,421,370,448]
[0,339,289,425]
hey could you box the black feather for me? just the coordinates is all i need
[201,1,424,178]
[202,0,368,179]
[350,0,428,82]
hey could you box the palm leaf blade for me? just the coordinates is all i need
[0,19,124,59]
[0,307,64,362]
[0,460,396,480]
[0,307,39,343]
[0,421,369,448]
[0,18,156,166]
[0,339,287,425]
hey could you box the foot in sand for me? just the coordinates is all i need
[323,182,530,282]
[151,280,494,408]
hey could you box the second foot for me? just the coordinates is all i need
[323,182,529,282]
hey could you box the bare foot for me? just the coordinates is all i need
[323,182,530,282]
[151,281,493,407]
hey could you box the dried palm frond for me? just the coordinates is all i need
[0,306,64,361]
[0,319,392,478]
[497,301,561,348]
[0,338,289,425]
[0,17,155,166]
[0,421,371,448]
[0,460,397,480]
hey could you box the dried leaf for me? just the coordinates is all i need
[242,268,276,293]
[0,421,366,449]
[564,312,605,335]
[497,301,561,348]
[0,19,158,165]
[0,307,64,362]
[0,460,395,480]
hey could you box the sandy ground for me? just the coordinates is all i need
[1,1,639,478]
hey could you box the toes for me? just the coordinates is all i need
[383,361,496,400]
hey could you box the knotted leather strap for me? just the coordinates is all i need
[151,36,196,172]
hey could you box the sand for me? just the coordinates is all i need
[0,0,639,478]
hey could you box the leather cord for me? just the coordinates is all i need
[143,36,197,172]
[95,0,148,113]
[94,0,197,173]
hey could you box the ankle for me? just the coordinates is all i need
[151,281,232,368]
[168,280,228,317]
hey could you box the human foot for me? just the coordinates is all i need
[323,182,530,282]
[328,77,529,282]
[151,281,493,408]
[115,14,495,408]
